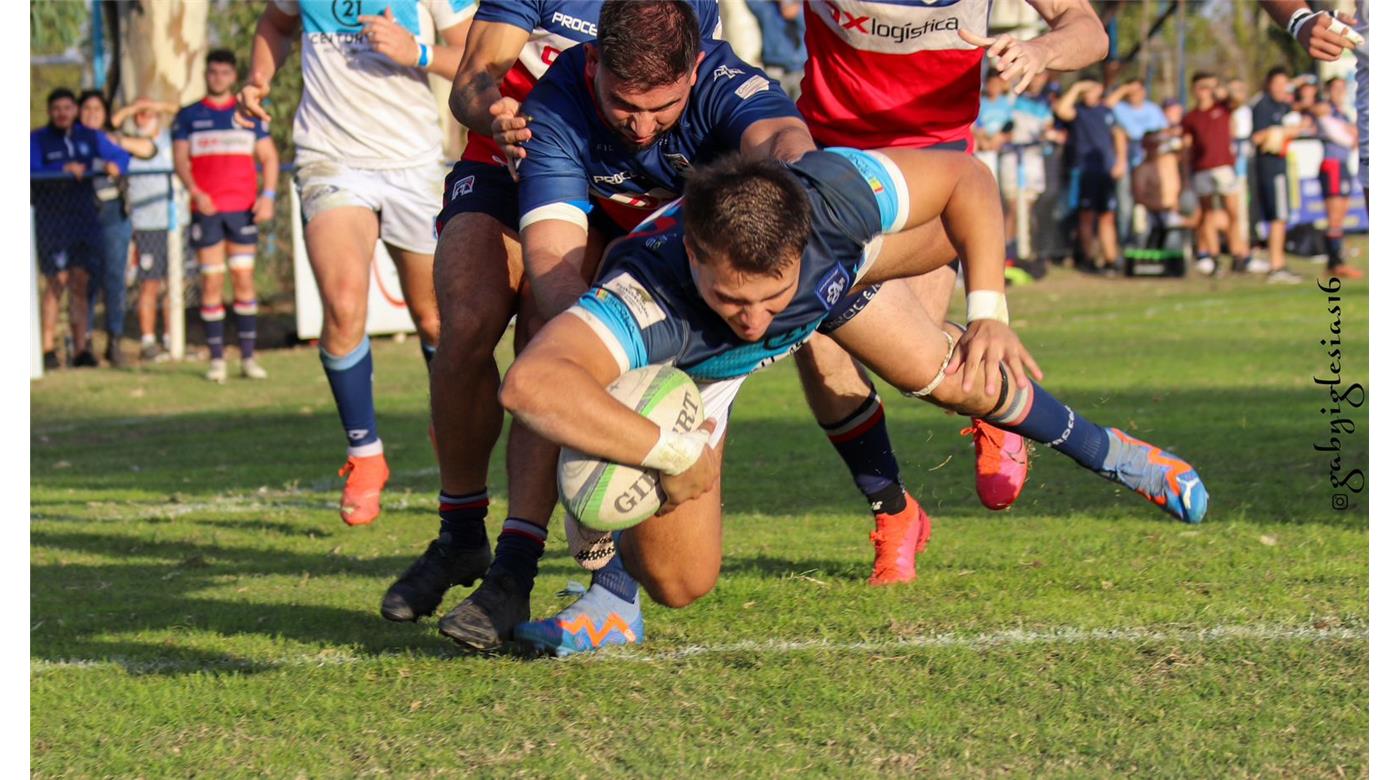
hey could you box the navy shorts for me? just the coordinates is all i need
[1073,169,1117,213]
[191,210,257,249]
[437,160,519,234]
[1256,158,1290,222]
[1319,158,1353,199]
[34,225,98,277]
[133,229,169,282]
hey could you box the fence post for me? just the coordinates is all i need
[31,208,43,380]
[166,173,186,360]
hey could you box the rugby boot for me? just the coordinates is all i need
[1099,428,1208,524]
[868,492,932,586]
[380,538,492,622]
[438,571,532,652]
[963,420,1029,511]
[515,579,643,657]
[338,452,390,526]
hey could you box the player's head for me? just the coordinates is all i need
[77,89,111,131]
[1264,66,1291,101]
[681,154,812,342]
[206,48,239,98]
[1190,72,1217,107]
[589,0,703,149]
[47,88,78,130]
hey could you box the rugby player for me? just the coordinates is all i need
[236,0,473,525]
[789,0,1108,582]
[379,0,722,640]
[173,49,279,383]
[499,149,1208,644]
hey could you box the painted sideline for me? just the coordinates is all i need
[32,624,1367,674]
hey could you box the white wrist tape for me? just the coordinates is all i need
[641,429,709,476]
[966,290,1010,324]
[1287,8,1319,39]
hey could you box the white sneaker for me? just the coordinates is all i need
[241,358,268,380]
[1194,256,1218,276]
[1244,257,1272,274]
[206,359,227,383]
[1266,268,1304,285]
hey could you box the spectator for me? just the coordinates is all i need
[1180,72,1250,277]
[1325,76,1352,120]
[1313,100,1363,278]
[744,0,805,99]
[173,48,279,383]
[1251,66,1306,283]
[1054,78,1127,274]
[30,88,126,369]
[1002,74,1055,269]
[115,98,183,362]
[1108,78,1168,171]
[1132,130,1185,247]
[976,75,1016,244]
[77,90,139,366]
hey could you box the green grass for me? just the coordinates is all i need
[31,255,1368,777]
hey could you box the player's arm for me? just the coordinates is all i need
[357,3,471,80]
[253,135,280,224]
[960,0,1106,93]
[1053,82,1081,122]
[237,2,300,127]
[449,19,530,136]
[738,117,815,163]
[519,218,592,320]
[1261,1,1361,62]
[173,139,215,216]
[499,304,718,506]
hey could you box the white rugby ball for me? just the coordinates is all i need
[557,365,704,531]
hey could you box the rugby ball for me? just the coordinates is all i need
[557,365,704,531]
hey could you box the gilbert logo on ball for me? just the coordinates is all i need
[557,365,705,531]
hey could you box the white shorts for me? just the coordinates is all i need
[997,150,1047,197]
[698,375,748,446]
[1191,166,1240,198]
[294,160,442,255]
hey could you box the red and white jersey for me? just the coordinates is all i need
[798,0,994,149]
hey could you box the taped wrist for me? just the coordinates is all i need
[641,429,709,476]
[966,290,1010,324]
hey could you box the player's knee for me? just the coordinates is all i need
[640,567,717,609]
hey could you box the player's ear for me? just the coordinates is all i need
[689,51,706,86]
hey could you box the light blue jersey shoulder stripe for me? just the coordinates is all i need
[572,292,647,371]
[826,147,910,234]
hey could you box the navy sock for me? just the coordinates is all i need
[233,300,257,360]
[487,518,546,589]
[987,380,1110,472]
[592,535,639,601]
[821,390,907,514]
[438,490,488,548]
[320,336,379,454]
[1326,231,1344,269]
[420,341,436,368]
[201,304,225,360]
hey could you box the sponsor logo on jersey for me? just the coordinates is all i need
[550,11,598,37]
[711,64,745,81]
[735,75,769,100]
[189,129,257,157]
[602,272,668,328]
[451,174,476,200]
[593,170,633,185]
[820,0,965,45]
[192,120,215,129]
[815,265,851,309]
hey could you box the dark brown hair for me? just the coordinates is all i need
[682,154,811,279]
[597,0,700,90]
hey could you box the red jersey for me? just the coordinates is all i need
[798,0,993,149]
[172,98,270,212]
[1181,104,1235,171]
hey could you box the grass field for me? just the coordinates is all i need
[31,258,1368,777]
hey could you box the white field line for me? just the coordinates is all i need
[31,624,1366,674]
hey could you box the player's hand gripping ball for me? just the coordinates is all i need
[557,365,705,531]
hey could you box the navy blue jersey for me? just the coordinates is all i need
[462,0,722,164]
[568,149,909,382]
[516,39,801,232]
